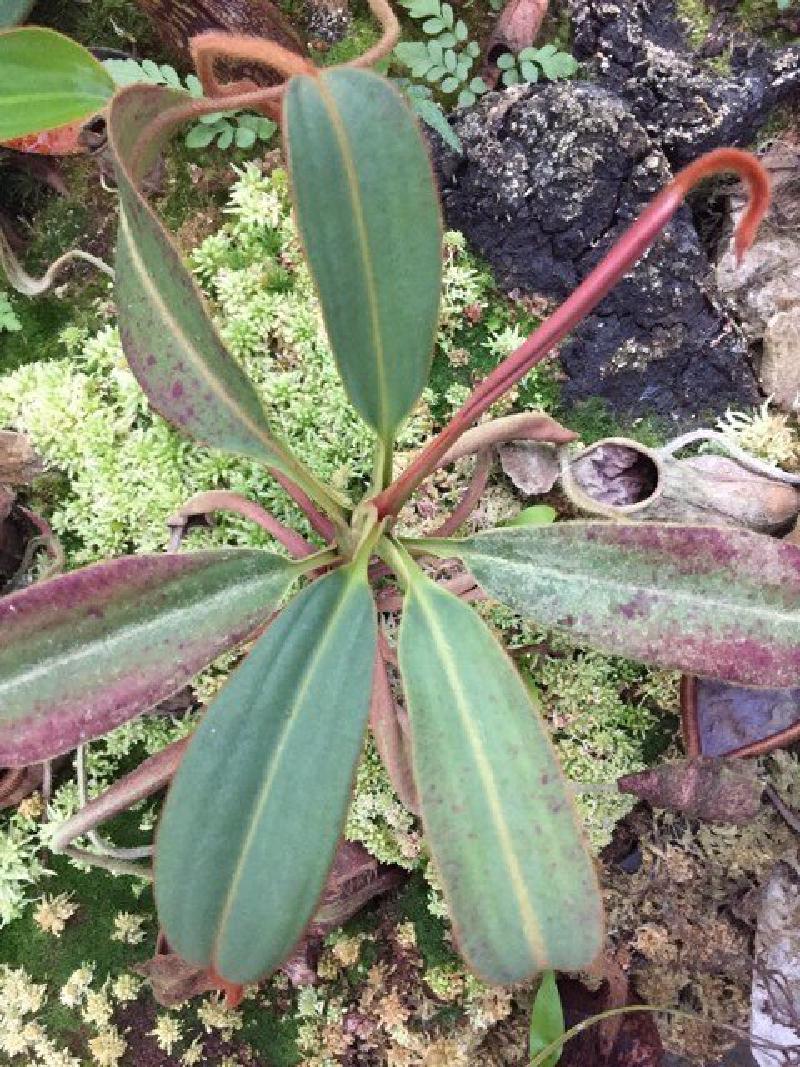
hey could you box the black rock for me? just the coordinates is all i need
[568,0,800,168]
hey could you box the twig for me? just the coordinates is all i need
[72,744,154,862]
[680,675,702,758]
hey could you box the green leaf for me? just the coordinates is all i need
[539,51,578,80]
[428,39,444,62]
[411,95,462,152]
[433,522,800,687]
[156,563,377,983]
[423,17,444,32]
[0,27,115,140]
[398,565,603,983]
[235,124,257,149]
[440,75,460,93]
[109,86,291,468]
[185,122,216,148]
[427,65,447,82]
[406,0,441,17]
[394,41,431,69]
[455,56,473,79]
[216,124,234,150]
[466,40,481,57]
[285,69,442,444]
[457,89,476,107]
[444,48,457,72]
[504,504,556,528]
[496,51,516,70]
[257,117,278,141]
[455,19,468,41]
[520,60,539,83]
[469,76,488,93]
[437,31,456,46]
[529,971,565,1067]
[0,549,299,766]
[441,1,454,26]
[503,68,521,86]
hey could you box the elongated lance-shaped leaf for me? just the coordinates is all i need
[155,562,377,984]
[425,522,800,687]
[398,563,603,983]
[285,69,442,445]
[108,86,292,468]
[0,549,298,765]
[0,28,114,139]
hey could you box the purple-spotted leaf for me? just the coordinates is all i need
[0,549,299,765]
[108,86,292,469]
[424,523,800,687]
[156,562,377,984]
[398,563,603,983]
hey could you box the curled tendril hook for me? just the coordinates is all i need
[128,0,399,169]
[372,147,772,519]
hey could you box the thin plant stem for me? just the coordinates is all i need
[428,450,492,538]
[75,745,154,862]
[166,490,318,558]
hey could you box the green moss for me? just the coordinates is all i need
[675,0,713,48]
[0,295,73,373]
[241,1002,302,1066]
[0,853,155,989]
[30,0,163,61]
[321,16,381,66]
[395,872,453,971]
[739,0,800,42]
[559,396,670,447]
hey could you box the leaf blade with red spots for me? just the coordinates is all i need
[429,523,800,687]
[108,85,295,471]
[0,549,298,765]
[398,565,603,983]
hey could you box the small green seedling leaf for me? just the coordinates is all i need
[529,971,565,1067]
[496,51,516,70]
[504,504,556,528]
[0,27,114,140]
[285,69,442,445]
[432,522,800,687]
[0,549,298,765]
[423,17,444,33]
[156,563,377,983]
[398,561,603,982]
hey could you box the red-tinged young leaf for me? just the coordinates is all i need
[155,562,377,984]
[425,523,800,687]
[0,549,299,765]
[108,86,292,469]
[398,563,603,983]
